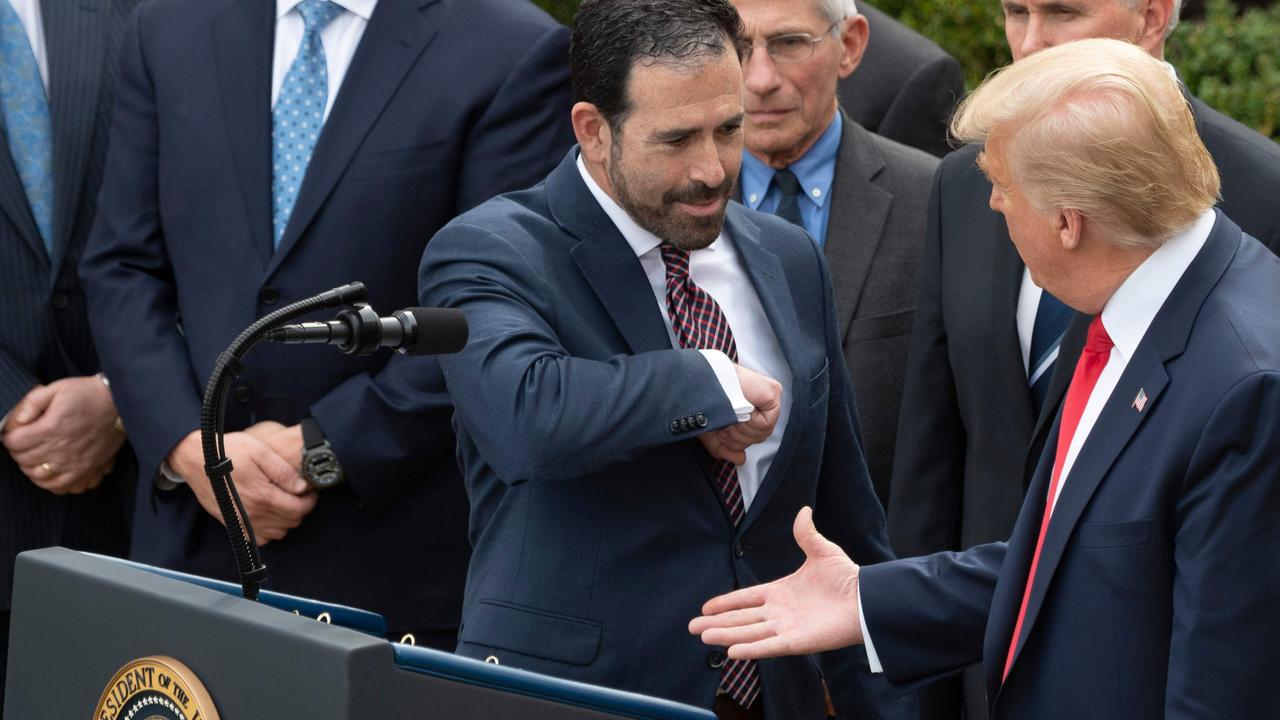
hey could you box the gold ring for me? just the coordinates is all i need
[40,462,53,476]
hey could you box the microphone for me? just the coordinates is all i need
[267,304,468,356]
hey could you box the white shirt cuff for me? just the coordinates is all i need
[157,460,187,489]
[698,350,752,422]
[858,586,884,673]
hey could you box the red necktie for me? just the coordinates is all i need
[1003,316,1113,681]
[660,244,759,708]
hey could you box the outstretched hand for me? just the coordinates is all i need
[688,507,864,659]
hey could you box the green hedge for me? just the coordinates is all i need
[532,0,1279,143]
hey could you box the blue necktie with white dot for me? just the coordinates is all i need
[0,0,55,254]
[272,0,342,248]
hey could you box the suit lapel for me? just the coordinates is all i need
[212,0,275,265]
[729,209,809,532]
[985,431,1057,701]
[823,115,890,335]
[551,153,675,355]
[1001,210,1240,680]
[0,127,48,268]
[1005,349,1169,670]
[1024,312,1089,486]
[41,0,106,279]
[268,0,438,276]
[991,216,1037,433]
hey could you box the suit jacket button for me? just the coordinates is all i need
[734,541,746,558]
[50,292,69,310]
[671,419,682,434]
[233,385,252,404]
[259,286,279,305]
[708,650,727,669]
[696,413,708,428]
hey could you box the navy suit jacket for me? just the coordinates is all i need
[836,3,964,158]
[888,97,1280,562]
[79,0,574,639]
[862,213,1280,718]
[0,0,137,609]
[420,152,894,717]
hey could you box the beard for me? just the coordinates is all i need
[608,144,734,252]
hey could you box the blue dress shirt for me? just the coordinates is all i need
[740,111,842,247]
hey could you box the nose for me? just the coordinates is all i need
[689,136,727,189]
[1019,17,1051,58]
[742,45,782,97]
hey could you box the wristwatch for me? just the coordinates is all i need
[300,417,345,489]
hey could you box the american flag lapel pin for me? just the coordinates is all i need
[1132,388,1148,413]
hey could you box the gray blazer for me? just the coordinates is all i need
[824,113,938,509]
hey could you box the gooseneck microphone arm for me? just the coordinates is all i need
[200,282,368,600]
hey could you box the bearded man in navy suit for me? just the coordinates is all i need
[692,38,1280,720]
[421,1,896,717]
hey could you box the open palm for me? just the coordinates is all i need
[689,507,864,659]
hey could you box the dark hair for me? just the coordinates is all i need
[571,0,746,132]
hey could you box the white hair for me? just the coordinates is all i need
[815,0,858,28]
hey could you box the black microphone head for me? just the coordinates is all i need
[397,308,469,356]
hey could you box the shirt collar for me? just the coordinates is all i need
[277,0,375,21]
[575,153,726,259]
[1100,209,1216,361]
[740,110,842,210]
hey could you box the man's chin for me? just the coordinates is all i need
[666,206,728,251]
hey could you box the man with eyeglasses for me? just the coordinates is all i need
[734,0,938,520]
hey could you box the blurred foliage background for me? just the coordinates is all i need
[531,0,1280,142]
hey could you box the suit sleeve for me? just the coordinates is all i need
[875,55,964,159]
[419,220,740,482]
[0,349,38,420]
[79,5,203,483]
[886,161,967,557]
[1166,371,1280,717]
[858,542,1004,685]
[454,22,574,214]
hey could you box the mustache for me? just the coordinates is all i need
[663,178,734,205]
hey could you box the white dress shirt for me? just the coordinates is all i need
[863,209,1217,671]
[272,0,377,122]
[7,0,48,92]
[576,156,794,509]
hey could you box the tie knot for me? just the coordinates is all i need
[1085,316,1114,354]
[296,0,342,31]
[771,168,802,197]
[660,244,691,281]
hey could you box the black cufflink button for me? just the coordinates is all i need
[696,413,708,428]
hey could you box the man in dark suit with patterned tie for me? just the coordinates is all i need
[421,1,895,716]
[80,0,573,649]
[0,0,138,702]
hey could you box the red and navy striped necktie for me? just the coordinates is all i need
[660,244,760,709]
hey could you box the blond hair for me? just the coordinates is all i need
[952,38,1219,249]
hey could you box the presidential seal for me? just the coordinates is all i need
[94,656,219,720]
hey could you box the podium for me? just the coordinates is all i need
[4,548,715,719]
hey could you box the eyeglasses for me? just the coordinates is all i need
[741,21,842,65]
